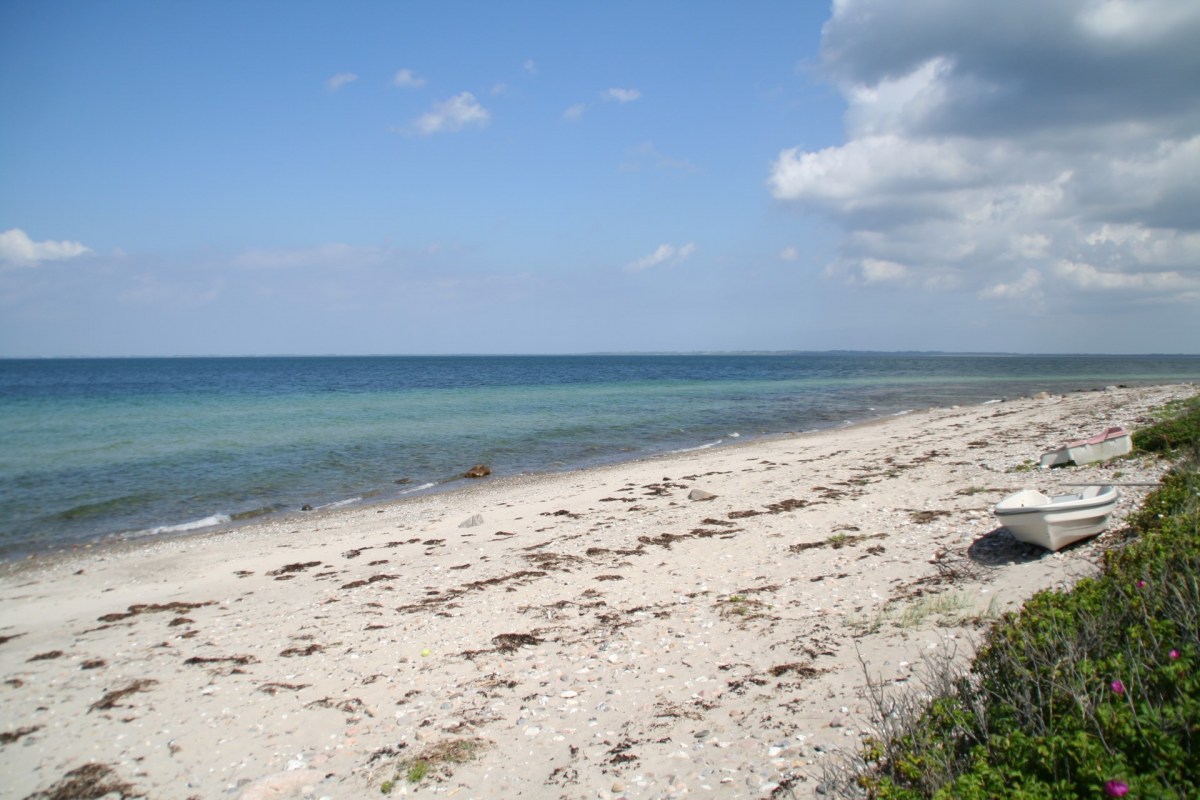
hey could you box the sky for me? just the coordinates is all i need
[1,0,1198,357]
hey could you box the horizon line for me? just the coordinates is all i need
[4,350,1200,360]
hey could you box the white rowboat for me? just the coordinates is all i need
[993,485,1120,551]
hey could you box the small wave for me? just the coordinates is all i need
[141,513,232,536]
[981,398,1003,405]
[728,432,740,438]
[670,439,724,454]
[398,482,438,495]
[231,506,278,522]
[317,497,362,510]
[890,409,914,417]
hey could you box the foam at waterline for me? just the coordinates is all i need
[398,482,439,495]
[316,497,362,510]
[669,438,726,454]
[139,513,233,536]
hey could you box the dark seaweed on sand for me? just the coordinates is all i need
[23,762,142,800]
[89,679,157,712]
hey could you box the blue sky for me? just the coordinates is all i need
[2,1,1198,356]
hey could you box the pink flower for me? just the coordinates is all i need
[1111,679,1126,695]
[1169,649,1180,660]
[1136,579,1147,589]
[1105,779,1129,797]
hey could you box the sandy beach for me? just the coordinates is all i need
[1,383,1194,800]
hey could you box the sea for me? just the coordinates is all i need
[2,353,1199,560]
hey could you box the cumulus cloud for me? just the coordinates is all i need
[523,59,537,75]
[0,228,92,267]
[410,92,490,135]
[563,103,587,122]
[779,246,800,262]
[602,87,641,103]
[625,242,697,272]
[770,0,1200,308]
[393,68,427,88]
[325,72,358,91]
[981,267,1043,300]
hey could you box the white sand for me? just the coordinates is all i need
[1,384,1194,800]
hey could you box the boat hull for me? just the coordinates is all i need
[994,485,1120,551]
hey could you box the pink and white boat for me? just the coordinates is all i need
[1039,427,1132,468]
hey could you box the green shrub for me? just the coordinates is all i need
[1132,396,1200,457]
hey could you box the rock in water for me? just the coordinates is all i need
[464,464,491,478]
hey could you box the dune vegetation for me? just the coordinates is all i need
[836,394,1200,799]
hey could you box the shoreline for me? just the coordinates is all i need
[1,383,1195,799]
[0,403,916,569]
[1,381,1155,570]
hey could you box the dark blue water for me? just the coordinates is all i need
[2,353,1198,559]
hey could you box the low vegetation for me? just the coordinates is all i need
[1132,395,1200,457]
[847,593,996,636]
[379,738,488,793]
[828,393,1200,799]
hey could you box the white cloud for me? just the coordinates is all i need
[325,72,358,91]
[1079,0,1198,43]
[601,88,641,103]
[625,242,697,272]
[393,68,427,89]
[410,92,490,136]
[0,228,92,267]
[771,0,1200,313]
[981,267,1043,300]
[563,103,587,121]
[523,59,537,75]
[769,134,982,209]
[859,258,908,284]
[1052,259,1192,292]
[779,246,800,261]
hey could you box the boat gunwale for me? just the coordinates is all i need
[993,485,1120,517]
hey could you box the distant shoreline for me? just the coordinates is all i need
[5,350,1200,360]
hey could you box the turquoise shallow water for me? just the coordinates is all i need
[2,353,1198,558]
